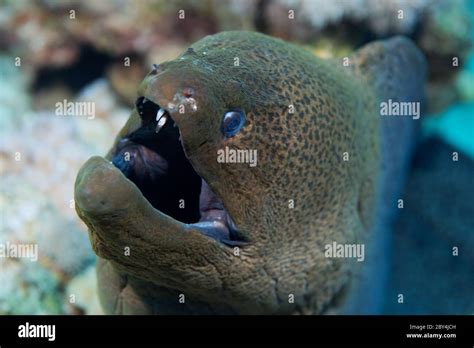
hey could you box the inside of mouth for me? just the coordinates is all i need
[111,97,245,246]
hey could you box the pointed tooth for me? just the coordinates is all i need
[158,115,167,127]
[155,115,167,133]
[156,108,166,121]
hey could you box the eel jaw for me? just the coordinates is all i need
[74,156,268,313]
[73,95,255,298]
[74,155,235,286]
[85,95,248,248]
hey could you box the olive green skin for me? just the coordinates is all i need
[74,31,422,314]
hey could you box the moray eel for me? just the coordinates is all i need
[74,31,426,314]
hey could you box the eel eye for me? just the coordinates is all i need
[221,110,245,137]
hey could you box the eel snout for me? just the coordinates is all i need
[74,156,236,288]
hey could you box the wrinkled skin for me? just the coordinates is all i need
[74,31,425,314]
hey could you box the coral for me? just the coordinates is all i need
[0,59,126,314]
[273,0,431,34]
[0,259,63,315]
[65,264,102,315]
[423,103,474,160]
[456,50,474,102]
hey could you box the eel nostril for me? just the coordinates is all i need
[183,87,194,98]
[150,64,159,75]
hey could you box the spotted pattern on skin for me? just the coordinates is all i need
[169,32,380,312]
[76,31,426,314]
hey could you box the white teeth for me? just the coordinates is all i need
[156,108,166,121]
[158,115,167,127]
[155,108,167,133]
[155,116,168,133]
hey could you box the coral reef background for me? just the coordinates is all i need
[0,0,472,314]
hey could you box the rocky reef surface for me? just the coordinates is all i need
[0,58,128,314]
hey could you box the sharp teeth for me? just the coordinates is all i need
[155,116,168,133]
[156,108,166,121]
[158,115,167,127]
[155,108,167,133]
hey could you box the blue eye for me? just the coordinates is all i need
[221,110,245,137]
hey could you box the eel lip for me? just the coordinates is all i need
[107,96,249,247]
[74,156,213,261]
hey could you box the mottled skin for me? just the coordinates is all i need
[74,31,425,314]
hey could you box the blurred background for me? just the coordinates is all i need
[0,0,473,315]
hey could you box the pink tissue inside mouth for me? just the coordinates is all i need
[115,140,169,183]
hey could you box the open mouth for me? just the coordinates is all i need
[110,96,246,247]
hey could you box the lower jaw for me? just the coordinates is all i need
[111,140,245,246]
